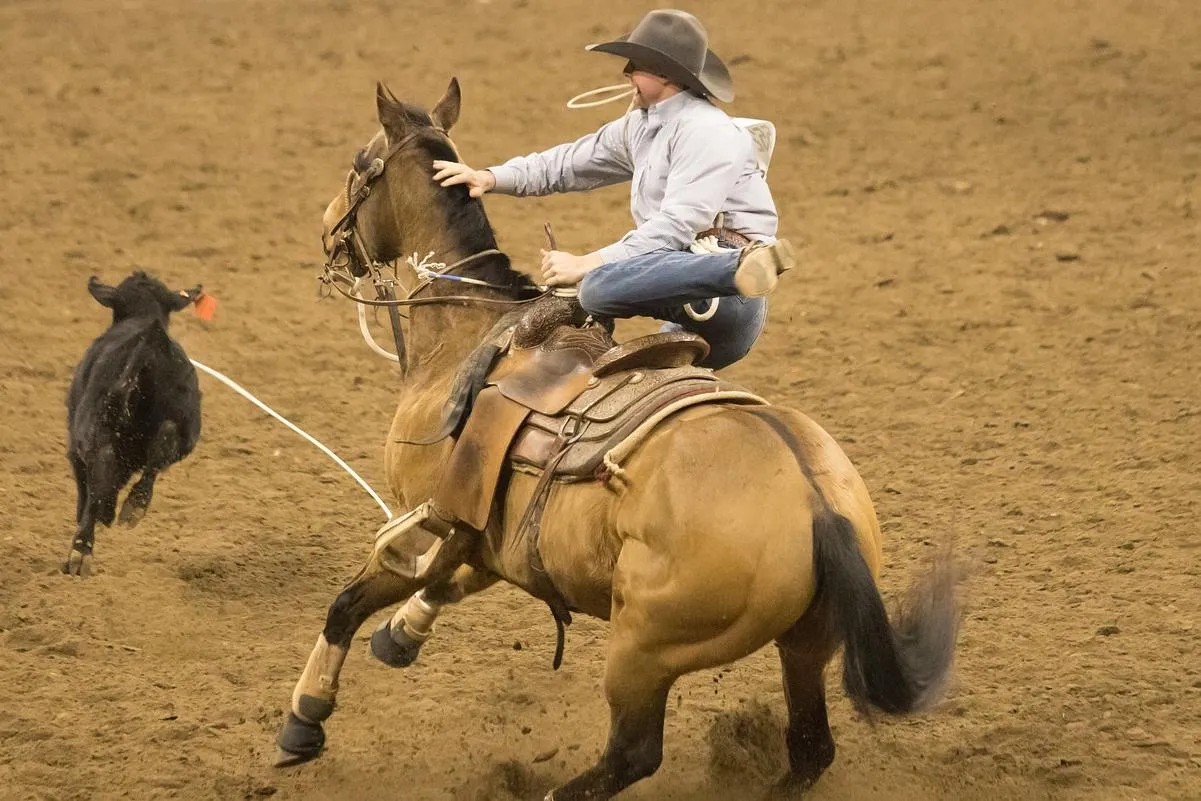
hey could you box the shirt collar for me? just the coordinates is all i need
[639,91,697,130]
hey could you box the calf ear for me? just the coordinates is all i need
[88,276,118,308]
[168,288,194,312]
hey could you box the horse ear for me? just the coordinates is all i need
[431,77,461,132]
[376,81,408,143]
[88,276,118,308]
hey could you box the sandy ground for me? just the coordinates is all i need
[1,0,1199,799]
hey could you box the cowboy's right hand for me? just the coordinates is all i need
[432,161,496,198]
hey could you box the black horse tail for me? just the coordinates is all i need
[812,509,960,715]
[741,406,960,715]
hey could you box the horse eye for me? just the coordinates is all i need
[352,149,371,172]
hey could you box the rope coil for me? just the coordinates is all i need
[566,83,635,109]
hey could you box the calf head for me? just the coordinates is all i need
[88,271,201,327]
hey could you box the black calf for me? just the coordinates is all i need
[64,272,202,576]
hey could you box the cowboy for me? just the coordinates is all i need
[432,8,794,370]
[361,10,797,598]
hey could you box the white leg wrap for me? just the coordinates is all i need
[291,635,348,722]
[388,590,442,643]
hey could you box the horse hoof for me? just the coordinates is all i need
[370,621,422,668]
[768,770,820,797]
[275,713,324,766]
[63,551,93,578]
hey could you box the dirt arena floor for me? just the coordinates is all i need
[2,0,1199,799]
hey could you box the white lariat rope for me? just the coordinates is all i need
[685,235,724,321]
[407,250,443,278]
[347,251,528,364]
[352,277,402,363]
[189,359,394,521]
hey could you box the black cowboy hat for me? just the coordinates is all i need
[585,9,734,103]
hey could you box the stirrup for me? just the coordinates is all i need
[372,502,456,580]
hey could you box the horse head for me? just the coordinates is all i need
[321,79,509,290]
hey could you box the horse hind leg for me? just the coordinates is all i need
[119,420,182,527]
[773,608,839,792]
[547,634,677,801]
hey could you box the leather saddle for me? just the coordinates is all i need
[428,294,766,532]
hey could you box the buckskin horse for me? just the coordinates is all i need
[275,79,961,800]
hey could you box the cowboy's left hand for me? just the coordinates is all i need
[540,250,603,287]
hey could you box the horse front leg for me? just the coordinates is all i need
[274,566,413,766]
[369,562,501,668]
[275,503,464,766]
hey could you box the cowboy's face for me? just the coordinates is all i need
[623,61,676,108]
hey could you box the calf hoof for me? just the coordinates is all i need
[370,620,423,668]
[118,498,148,528]
[62,549,93,578]
[274,713,325,767]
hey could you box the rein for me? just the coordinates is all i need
[324,250,541,310]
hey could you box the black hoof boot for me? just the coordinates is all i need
[370,620,423,668]
[275,713,325,767]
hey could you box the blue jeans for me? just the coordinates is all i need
[577,249,768,370]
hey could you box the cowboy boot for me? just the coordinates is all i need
[734,238,797,297]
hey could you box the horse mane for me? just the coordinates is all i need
[373,86,530,295]
[420,129,527,294]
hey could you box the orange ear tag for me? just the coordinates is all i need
[193,293,217,321]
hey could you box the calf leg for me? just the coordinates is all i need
[119,420,182,527]
[65,444,127,577]
[65,504,98,578]
[70,453,88,523]
[118,471,157,527]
